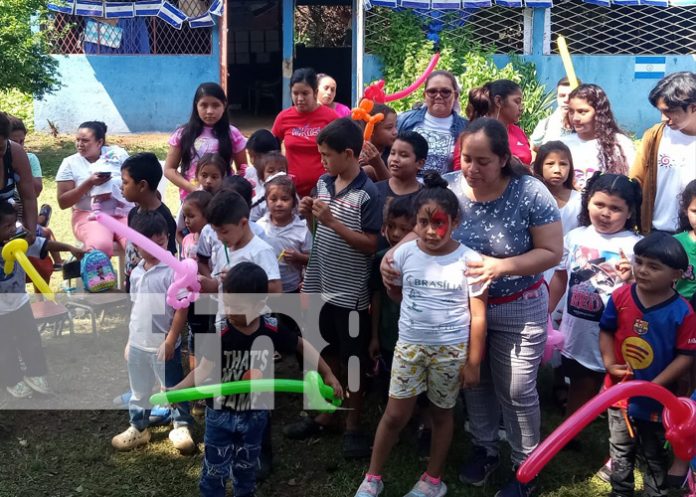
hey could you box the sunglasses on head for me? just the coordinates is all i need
[425,88,454,98]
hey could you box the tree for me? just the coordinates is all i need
[0,0,60,98]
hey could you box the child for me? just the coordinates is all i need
[111,211,194,453]
[376,131,427,207]
[181,191,213,266]
[256,175,311,293]
[599,232,696,497]
[360,104,398,181]
[0,199,85,397]
[242,129,281,203]
[249,151,289,222]
[171,262,342,497]
[548,173,643,418]
[354,171,488,497]
[175,152,225,244]
[164,82,247,201]
[675,179,696,301]
[286,118,380,459]
[369,196,416,376]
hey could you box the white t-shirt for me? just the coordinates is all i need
[544,189,582,284]
[561,133,636,190]
[412,112,455,175]
[652,126,696,232]
[392,240,485,346]
[55,146,131,211]
[197,222,268,273]
[128,261,181,353]
[558,225,642,372]
[530,108,574,148]
[256,213,313,292]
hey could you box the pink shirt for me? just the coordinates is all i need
[169,125,247,200]
[333,102,352,118]
[508,124,532,166]
[181,232,199,261]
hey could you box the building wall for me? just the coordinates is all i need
[34,27,220,133]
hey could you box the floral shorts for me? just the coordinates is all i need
[389,341,468,409]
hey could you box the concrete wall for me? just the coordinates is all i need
[34,26,220,133]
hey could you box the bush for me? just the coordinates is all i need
[364,8,554,135]
[0,89,34,131]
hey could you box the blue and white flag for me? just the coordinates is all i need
[158,1,187,29]
[612,0,640,5]
[75,0,103,16]
[670,0,696,5]
[47,0,74,14]
[105,2,135,18]
[431,0,461,8]
[462,0,492,7]
[495,0,523,7]
[135,0,161,16]
[209,0,224,16]
[635,56,666,79]
[525,0,552,7]
[401,0,431,7]
[582,0,610,5]
[369,0,398,6]
[640,0,669,5]
[188,12,215,28]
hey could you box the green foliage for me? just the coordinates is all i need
[0,89,34,130]
[364,8,555,135]
[0,0,60,98]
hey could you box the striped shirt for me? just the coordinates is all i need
[303,170,381,310]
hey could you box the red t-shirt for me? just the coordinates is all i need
[272,105,338,197]
[452,123,532,170]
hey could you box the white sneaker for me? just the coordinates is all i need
[169,426,195,453]
[7,380,33,398]
[111,426,150,451]
[24,376,50,395]
[404,474,447,497]
[354,475,384,497]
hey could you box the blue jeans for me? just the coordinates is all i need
[200,408,269,497]
[127,345,192,430]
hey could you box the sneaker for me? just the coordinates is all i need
[459,445,500,486]
[23,376,50,395]
[494,476,537,497]
[6,380,33,398]
[169,426,195,453]
[111,426,150,451]
[354,475,384,497]
[148,405,172,426]
[595,458,612,483]
[112,391,131,407]
[404,474,447,497]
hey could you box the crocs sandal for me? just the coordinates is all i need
[39,204,52,227]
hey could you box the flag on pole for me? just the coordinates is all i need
[135,0,162,16]
[401,0,431,7]
[188,12,216,28]
[634,56,666,79]
[47,0,74,14]
[209,0,224,16]
[75,0,103,16]
[158,1,187,29]
[105,2,135,18]
[462,0,492,7]
[495,0,523,7]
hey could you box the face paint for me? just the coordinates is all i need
[430,209,450,238]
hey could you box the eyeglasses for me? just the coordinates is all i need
[425,88,454,98]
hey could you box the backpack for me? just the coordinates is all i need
[80,250,117,292]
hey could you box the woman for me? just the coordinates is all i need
[272,68,338,197]
[317,73,351,118]
[382,118,562,497]
[465,79,532,166]
[56,121,130,256]
[396,70,468,175]
[0,112,38,243]
[561,84,635,190]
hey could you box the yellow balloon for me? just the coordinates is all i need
[557,36,579,90]
[2,239,55,301]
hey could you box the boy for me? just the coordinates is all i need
[172,262,342,497]
[599,232,696,497]
[0,199,85,397]
[111,211,194,453]
[287,118,381,458]
[375,131,427,207]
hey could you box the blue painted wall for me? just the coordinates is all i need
[34,23,220,133]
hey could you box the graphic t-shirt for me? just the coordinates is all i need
[559,226,642,371]
[561,133,636,190]
[674,231,696,300]
[412,112,455,175]
[652,127,696,232]
[600,284,696,421]
[272,105,338,197]
[202,315,299,411]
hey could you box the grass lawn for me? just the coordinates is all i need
[0,133,681,497]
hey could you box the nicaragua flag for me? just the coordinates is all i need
[634,56,666,79]
[105,2,135,18]
[75,0,103,16]
[495,0,523,6]
[188,12,216,28]
[158,2,187,29]
[135,0,162,16]
[209,0,224,16]
[431,0,461,8]
[47,0,74,14]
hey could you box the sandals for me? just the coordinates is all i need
[38,204,52,227]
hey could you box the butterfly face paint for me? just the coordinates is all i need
[416,203,454,254]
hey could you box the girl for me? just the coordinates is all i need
[354,171,487,497]
[360,104,398,182]
[164,82,247,201]
[255,175,311,293]
[561,84,636,189]
[675,179,696,301]
[242,128,280,205]
[249,151,288,222]
[548,173,643,418]
[317,73,351,118]
[272,68,338,197]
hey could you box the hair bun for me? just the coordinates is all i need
[422,170,448,189]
